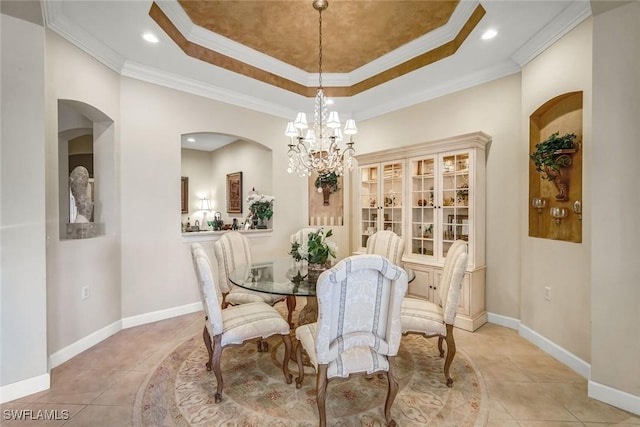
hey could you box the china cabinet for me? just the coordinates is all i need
[354,132,489,331]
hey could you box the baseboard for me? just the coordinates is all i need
[121,302,203,329]
[7,302,203,404]
[486,312,520,330]
[589,380,640,416]
[519,323,591,378]
[0,373,50,404]
[49,320,122,369]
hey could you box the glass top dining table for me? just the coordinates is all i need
[229,258,414,326]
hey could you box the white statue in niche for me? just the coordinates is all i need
[69,166,93,223]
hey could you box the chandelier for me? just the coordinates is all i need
[285,0,357,178]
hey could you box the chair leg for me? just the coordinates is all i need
[211,335,224,402]
[286,296,297,329]
[385,356,399,426]
[203,325,213,371]
[281,334,293,384]
[316,364,329,427]
[443,324,456,387]
[257,338,269,352]
[295,340,305,389]
[437,335,445,357]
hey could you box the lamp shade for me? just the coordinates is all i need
[285,122,298,137]
[327,111,340,128]
[294,112,308,129]
[344,119,358,135]
[199,198,212,210]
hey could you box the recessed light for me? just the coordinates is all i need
[481,29,497,40]
[142,32,159,43]
[187,137,196,143]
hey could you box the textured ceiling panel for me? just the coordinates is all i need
[178,0,459,73]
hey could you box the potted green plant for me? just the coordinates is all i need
[246,193,275,228]
[314,172,340,206]
[289,228,337,283]
[529,132,578,201]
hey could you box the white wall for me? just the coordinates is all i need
[591,1,640,405]
[0,13,48,395]
[44,31,122,356]
[353,74,523,319]
[520,19,592,362]
[118,77,311,319]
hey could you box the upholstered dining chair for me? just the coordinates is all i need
[366,230,405,266]
[213,231,294,329]
[294,254,408,427]
[400,239,468,387]
[190,243,292,403]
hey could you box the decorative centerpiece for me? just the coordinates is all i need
[530,132,578,201]
[247,193,275,229]
[289,228,337,283]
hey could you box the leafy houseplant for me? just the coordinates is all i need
[314,171,340,206]
[530,132,577,181]
[289,228,337,265]
[246,194,275,220]
[314,172,339,193]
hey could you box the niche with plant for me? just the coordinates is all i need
[528,91,583,243]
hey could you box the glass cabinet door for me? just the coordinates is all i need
[410,157,436,257]
[381,162,403,237]
[359,165,379,249]
[440,152,470,259]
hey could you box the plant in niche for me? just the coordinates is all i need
[530,132,577,181]
[314,171,340,206]
[314,171,339,193]
[289,228,337,265]
[246,193,275,220]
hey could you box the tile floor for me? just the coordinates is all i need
[2,301,639,426]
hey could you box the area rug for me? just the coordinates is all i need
[134,332,488,426]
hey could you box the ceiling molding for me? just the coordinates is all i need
[43,0,125,73]
[511,0,591,67]
[355,60,521,121]
[121,61,297,120]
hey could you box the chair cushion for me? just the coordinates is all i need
[296,323,389,379]
[225,287,286,306]
[220,302,290,347]
[400,297,446,336]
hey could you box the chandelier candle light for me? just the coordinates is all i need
[285,0,357,177]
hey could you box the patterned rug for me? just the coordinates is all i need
[133,331,489,426]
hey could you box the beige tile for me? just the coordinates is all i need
[488,400,516,420]
[486,420,521,427]
[91,371,147,406]
[518,422,583,427]
[489,381,580,422]
[63,405,132,427]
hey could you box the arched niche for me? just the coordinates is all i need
[528,91,583,242]
[180,132,273,231]
[58,99,114,239]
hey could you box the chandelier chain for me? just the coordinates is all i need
[318,7,323,89]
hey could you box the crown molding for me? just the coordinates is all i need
[511,0,591,67]
[121,61,297,120]
[355,60,521,121]
[42,0,125,73]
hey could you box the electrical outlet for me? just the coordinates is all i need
[81,286,90,300]
[544,286,551,301]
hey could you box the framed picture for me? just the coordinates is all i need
[227,172,242,213]
[181,177,189,214]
